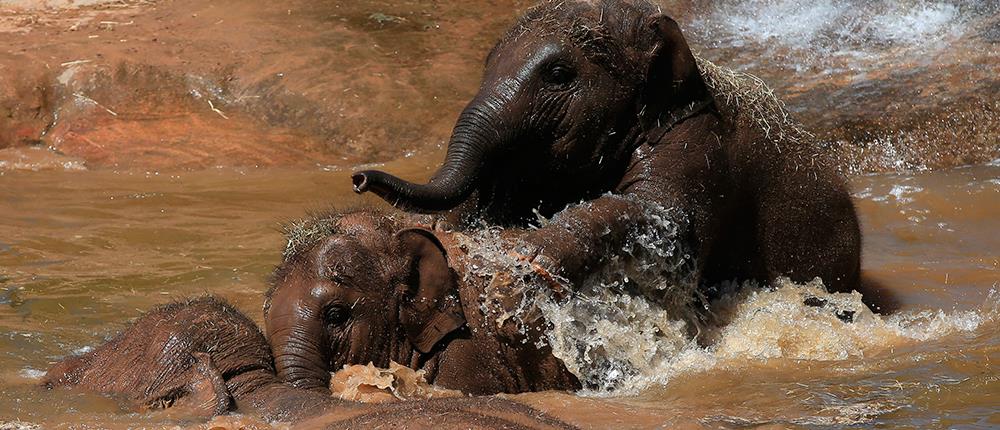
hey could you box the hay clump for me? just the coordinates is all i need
[266,207,400,315]
[280,212,344,261]
[279,206,403,261]
[696,56,813,146]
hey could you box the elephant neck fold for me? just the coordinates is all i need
[670,97,717,128]
[645,97,719,146]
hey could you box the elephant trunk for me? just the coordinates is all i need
[270,320,332,392]
[352,101,505,213]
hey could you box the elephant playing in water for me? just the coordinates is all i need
[43,296,338,421]
[43,296,576,429]
[44,206,580,418]
[264,208,579,395]
[352,0,892,309]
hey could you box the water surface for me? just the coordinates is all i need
[0,162,997,428]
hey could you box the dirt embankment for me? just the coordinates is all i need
[0,0,996,172]
[0,0,534,170]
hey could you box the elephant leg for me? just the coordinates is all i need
[516,133,730,291]
[754,175,865,298]
[516,194,653,287]
[145,352,232,417]
[756,186,898,314]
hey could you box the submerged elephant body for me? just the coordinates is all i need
[265,209,580,395]
[43,297,577,429]
[42,297,335,421]
[354,0,877,308]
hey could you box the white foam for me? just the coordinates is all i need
[872,3,960,43]
[709,0,848,47]
[692,0,972,69]
[0,421,40,430]
[713,281,995,360]
[567,280,997,394]
[454,197,999,395]
[72,345,94,355]
[19,368,46,379]
[887,184,924,203]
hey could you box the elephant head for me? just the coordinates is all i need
[352,0,711,223]
[264,210,465,392]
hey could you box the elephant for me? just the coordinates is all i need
[264,208,580,395]
[351,0,894,310]
[42,296,335,422]
[42,296,578,429]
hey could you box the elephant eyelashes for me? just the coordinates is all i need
[542,63,576,88]
[322,305,349,326]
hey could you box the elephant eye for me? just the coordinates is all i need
[543,63,576,88]
[322,304,349,326]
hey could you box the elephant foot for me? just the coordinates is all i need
[144,352,233,417]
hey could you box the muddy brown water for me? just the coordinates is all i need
[0,162,997,429]
[1,0,998,429]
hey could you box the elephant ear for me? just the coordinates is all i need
[396,228,466,354]
[642,15,711,125]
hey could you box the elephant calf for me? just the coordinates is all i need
[353,0,895,311]
[264,208,580,395]
[42,296,335,421]
[43,296,577,429]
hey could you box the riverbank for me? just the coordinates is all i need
[2,0,996,173]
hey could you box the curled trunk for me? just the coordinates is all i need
[353,103,504,213]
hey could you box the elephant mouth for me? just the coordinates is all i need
[351,173,369,193]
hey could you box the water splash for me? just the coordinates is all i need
[556,279,997,395]
[710,280,996,361]
[536,200,702,393]
[692,0,980,69]
[18,368,45,380]
[455,199,999,395]
[456,196,700,391]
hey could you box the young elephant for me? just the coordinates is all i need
[264,208,580,395]
[352,0,887,309]
[42,296,336,420]
[43,296,577,429]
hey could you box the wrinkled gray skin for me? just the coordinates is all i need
[43,296,577,429]
[353,0,887,310]
[264,209,579,396]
